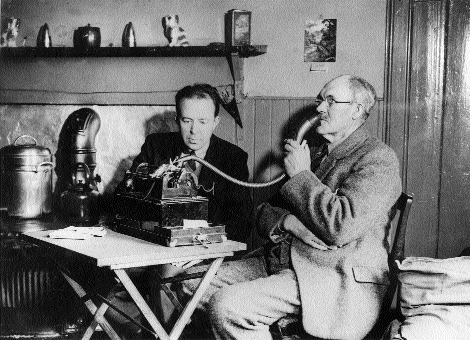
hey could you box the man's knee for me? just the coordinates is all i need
[209,287,234,320]
[208,285,247,324]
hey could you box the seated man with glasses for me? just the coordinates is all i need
[181,75,402,340]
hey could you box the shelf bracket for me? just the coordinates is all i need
[227,52,244,104]
[224,52,244,128]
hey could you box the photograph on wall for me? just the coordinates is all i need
[233,11,251,45]
[304,19,336,62]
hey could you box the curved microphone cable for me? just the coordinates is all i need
[177,114,321,188]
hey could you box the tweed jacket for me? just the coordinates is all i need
[128,132,252,243]
[256,125,402,339]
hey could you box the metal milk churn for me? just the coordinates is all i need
[0,135,53,218]
[60,162,100,223]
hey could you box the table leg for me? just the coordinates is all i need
[115,256,225,340]
[114,269,170,340]
[60,270,121,340]
[82,301,111,340]
[169,257,224,340]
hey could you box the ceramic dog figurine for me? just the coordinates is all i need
[1,17,20,47]
[162,15,189,47]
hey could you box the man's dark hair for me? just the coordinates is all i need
[175,83,221,118]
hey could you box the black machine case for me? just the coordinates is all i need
[113,165,226,247]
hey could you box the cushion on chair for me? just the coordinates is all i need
[392,256,470,340]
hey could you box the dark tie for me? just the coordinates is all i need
[310,143,328,172]
[187,151,197,172]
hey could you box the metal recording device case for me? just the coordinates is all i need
[113,163,226,247]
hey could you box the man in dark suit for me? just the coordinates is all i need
[205,75,402,340]
[125,83,252,243]
[110,83,252,334]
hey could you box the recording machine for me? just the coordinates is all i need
[113,161,226,247]
[113,113,321,247]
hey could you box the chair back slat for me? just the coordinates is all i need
[390,192,414,264]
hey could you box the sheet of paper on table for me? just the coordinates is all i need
[183,219,209,229]
[49,226,107,239]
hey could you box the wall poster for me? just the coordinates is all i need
[304,19,337,62]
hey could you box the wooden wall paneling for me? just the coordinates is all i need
[404,0,446,257]
[241,98,259,251]
[384,0,394,146]
[439,0,470,258]
[377,99,386,141]
[363,99,385,141]
[253,99,274,207]
[386,0,412,185]
[378,99,387,142]
[385,0,418,260]
[216,110,237,146]
[238,99,256,182]
[386,0,448,257]
[269,99,290,198]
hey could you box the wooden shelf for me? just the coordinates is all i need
[0,45,267,58]
[0,44,267,126]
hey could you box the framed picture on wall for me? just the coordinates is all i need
[304,19,337,62]
[225,9,251,46]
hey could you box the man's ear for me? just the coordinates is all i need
[214,115,221,128]
[352,103,364,120]
[175,115,182,130]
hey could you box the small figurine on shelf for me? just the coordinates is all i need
[162,15,189,47]
[1,17,20,47]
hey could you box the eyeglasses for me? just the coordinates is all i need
[315,95,352,107]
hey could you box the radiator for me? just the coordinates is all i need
[1,266,53,308]
[0,236,85,336]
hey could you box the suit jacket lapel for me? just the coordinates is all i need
[198,135,219,190]
[315,125,369,180]
[316,157,336,180]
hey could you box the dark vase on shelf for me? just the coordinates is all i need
[73,24,101,49]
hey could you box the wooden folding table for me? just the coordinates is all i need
[21,229,246,340]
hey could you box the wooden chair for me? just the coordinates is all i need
[273,192,414,340]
